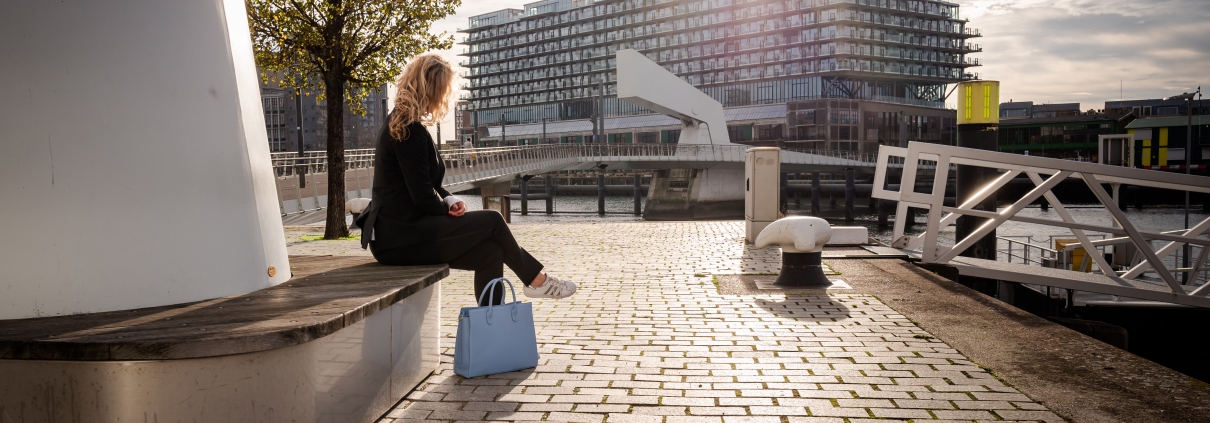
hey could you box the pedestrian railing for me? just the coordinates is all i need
[872,141,1210,308]
[270,144,882,216]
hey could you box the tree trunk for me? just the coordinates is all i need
[323,69,349,239]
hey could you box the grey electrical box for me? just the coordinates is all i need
[745,147,781,243]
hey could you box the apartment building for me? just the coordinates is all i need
[456,0,981,151]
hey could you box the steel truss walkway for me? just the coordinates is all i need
[872,142,1210,308]
[270,144,883,214]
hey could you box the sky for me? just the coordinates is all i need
[425,0,1210,139]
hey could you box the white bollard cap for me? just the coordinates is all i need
[346,198,371,214]
[754,216,833,253]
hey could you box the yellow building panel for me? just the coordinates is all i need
[957,81,999,125]
[1141,139,1151,166]
[1159,128,1168,166]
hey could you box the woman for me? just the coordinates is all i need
[359,53,576,306]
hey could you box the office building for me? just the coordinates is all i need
[997,112,1132,161]
[456,0,982,151]
[258,77,391,152]
[1105,98,1210,118]
[1126,115,1210,170]
[999,101,1081,120]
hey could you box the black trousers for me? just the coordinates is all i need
[371,210,543,306]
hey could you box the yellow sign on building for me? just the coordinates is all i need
[957,80,1000,125]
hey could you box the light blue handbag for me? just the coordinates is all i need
[453,278,539,378]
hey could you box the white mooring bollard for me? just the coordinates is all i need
[754,216,834,287]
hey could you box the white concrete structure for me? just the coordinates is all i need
[754,217,833,253]
[826,227,871,246]
[0,0,289,319]
[615,49,729,145]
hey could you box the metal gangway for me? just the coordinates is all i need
[270,143,883,216]
[872,142,1210,308]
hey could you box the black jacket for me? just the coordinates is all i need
[360,120,468,250]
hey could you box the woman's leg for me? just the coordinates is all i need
[454,211,544,285]
[371,210,545,305]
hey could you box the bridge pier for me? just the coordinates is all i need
[480,181,512,223]
[644,168,744,220]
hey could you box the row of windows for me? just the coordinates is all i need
[468,0,962,45]
[999,124,1116,146]
[467,58,959,109]
[466,17,967,78]
[469,77,947,127]
[468,38,960,90]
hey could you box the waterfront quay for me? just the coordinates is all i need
[287,221,1210,423]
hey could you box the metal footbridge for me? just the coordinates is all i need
[270,143,883,215]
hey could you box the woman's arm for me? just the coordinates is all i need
[393,136,448,216]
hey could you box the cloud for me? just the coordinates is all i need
[967,0,1209,109]
[963,0,1184,18]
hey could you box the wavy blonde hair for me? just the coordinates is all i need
[389,52,455,140]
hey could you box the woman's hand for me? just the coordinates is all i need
[448,201,466,217]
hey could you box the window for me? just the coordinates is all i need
[727,125,753,141]
[757,124,784,140]
[791,109,815,125]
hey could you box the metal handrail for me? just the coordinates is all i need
[271,145,881,173]
[873,142,1210,308]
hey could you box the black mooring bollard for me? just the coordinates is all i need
[545,174,554,214]
[597,173,606,216]
[877,200,889,228]
[811,171,821,215]
[780,171,789,213]
[520,177,529,215]
[844,169,855,221]
[775,252,832,287]
[795,172,803,208]
[633,174,642,215]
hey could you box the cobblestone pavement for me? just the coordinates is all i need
[286,221,1063,423]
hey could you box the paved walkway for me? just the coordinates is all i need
[288,221,1072,422]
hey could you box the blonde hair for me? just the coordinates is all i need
[389,53,455,140]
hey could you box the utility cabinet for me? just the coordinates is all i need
[745,147,781,243]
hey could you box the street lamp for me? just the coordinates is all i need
[1165,87,1202,284]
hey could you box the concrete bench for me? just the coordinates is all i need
[0,256,445,423]
[754,216,834,287]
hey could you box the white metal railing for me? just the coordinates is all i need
[873,142,1210,308]
[270,144,882,215]
[270,149,375,177]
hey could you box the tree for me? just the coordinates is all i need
[248,0,459,239]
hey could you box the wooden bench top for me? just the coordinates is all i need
[0,256,447,361]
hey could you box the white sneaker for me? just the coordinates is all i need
[523,274,577,299]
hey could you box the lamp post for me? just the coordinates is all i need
[1166,88,1201,284]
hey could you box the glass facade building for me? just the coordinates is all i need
[457,0,981,151]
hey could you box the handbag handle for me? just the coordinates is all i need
[477,277,517,308]
[479,278,521,324]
